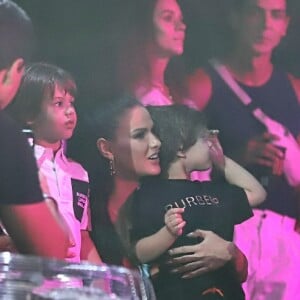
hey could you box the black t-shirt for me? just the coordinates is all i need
[206,66,300,218]
[0,111,43,205]
[130,177,252,300]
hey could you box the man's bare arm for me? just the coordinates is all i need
[0,201,68,259]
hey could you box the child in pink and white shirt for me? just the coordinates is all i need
[9,62,101,264]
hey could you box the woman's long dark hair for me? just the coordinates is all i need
[84,95,142,265]
[115,0,187,103]
[115,0,156,95]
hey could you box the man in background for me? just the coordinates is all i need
[0,0,68,259]
[187,0,300,299]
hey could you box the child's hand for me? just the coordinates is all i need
[208,131,225,172]
[164,208,186,237]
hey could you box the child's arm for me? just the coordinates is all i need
[135,208,186,263]
[80,230,102,264]
[222,156,266,206]
[209,136,266,206]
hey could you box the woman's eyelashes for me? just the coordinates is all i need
[161,12,183,24]
[132,128,147,139]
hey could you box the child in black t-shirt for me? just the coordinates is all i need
[118,105,266,300]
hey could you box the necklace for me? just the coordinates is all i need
[152,82,173,101]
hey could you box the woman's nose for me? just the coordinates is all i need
[150,133,161,148]
[177,19,186,31]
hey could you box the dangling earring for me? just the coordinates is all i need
[109,158,116,176]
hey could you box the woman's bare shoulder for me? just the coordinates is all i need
[186,68,213,111]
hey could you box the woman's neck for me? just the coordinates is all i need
[148,53,169,87]
[146,55,175,101]
[225,47,273,86]
[108,176,139,223]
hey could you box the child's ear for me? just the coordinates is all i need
[26,115,39,129]
[26,119,35,126]
[97,138,114,160]
[177,148,186,159]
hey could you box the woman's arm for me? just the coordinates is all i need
[167,229,248,282]
[136,207,185,263]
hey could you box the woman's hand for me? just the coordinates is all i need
[167,229,247,281]
[164,208,186,237]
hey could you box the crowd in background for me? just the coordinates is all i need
[1,0,300,299]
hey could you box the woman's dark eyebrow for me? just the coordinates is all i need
[271,8,286,13]
[160,9,173,13]
[160,9,182,17]
[131,127,147,135]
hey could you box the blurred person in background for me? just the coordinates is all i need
[187,0,300,298]
[0,0,68,259]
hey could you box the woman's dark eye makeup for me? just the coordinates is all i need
[132,129,147,139]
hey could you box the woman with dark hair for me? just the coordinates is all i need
[117,105,266,299]
[87,96,161,266]
[86,97,260,296]
[115,0,192,107]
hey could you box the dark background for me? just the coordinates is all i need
[14,0,300,110]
